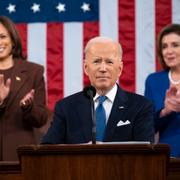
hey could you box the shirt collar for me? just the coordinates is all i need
[94,84,118,103]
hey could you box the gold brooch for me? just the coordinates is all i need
[16,76,21,81]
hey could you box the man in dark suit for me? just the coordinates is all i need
[42,36,155,144]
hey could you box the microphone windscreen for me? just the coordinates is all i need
[83,85,96,99]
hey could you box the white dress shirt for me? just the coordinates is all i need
[94,84,117,123]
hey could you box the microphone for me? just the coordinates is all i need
[83,85,96,144]
[83,85,96,99]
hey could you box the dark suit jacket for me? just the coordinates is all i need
[42,85,154,144]
[0,60,47,161]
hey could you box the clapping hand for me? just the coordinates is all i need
[161,86,180,117]
[0,74,11,104]
[20,89,35,109]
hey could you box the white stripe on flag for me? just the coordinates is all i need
[172,0,180,23]
[136,0,155,95]
[27,23,47,66]
[64,23,83,97]
[99,0,118,41]
[27,23,47,84]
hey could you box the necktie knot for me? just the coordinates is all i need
[98,96,107,105]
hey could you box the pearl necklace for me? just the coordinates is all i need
[168,71,180,85]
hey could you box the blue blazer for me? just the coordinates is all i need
[145,70,180,157]
[42,85,154,144]
[145,70,169,112]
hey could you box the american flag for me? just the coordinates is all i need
[0,0,180,111]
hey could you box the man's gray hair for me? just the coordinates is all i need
[84,36,123,59]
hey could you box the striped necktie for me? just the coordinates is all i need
[96,96,107,141]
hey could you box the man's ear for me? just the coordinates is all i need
[118,61,123,77]
[83,59,89,76]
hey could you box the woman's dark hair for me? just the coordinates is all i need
[157,24,180,70]
[0,16,26,60]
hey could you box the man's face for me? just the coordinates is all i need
[84,41,123,93]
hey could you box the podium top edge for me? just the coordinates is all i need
[17,144,170,156]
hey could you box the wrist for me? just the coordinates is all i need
[160,108,171,117]
[0,100,6,109]
[0,100,4,105]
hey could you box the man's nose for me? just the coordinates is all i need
[99,62,107,71]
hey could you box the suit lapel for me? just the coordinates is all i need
[104,87,128,141]
[76,95,93,141]
[6,61,27,108]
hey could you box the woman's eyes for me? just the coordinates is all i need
[0,34,7,39]
[162,42,180,49]
[172,42,180,47]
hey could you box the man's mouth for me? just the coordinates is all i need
[97,76,108,79]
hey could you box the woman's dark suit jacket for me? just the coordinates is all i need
[0,60,47,161]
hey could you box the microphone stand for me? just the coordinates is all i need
[89,95,96,144]
[83,85,96,144]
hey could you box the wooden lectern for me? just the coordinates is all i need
[14,144,169,180]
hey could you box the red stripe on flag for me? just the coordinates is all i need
[47,23,64,110]
[16,24,27,57]
[83,22,99,87]
[155,0,172,71]
[118,0,136,92]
